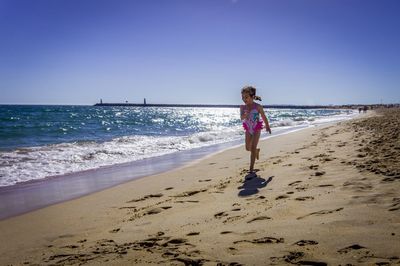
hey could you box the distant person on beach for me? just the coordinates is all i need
[240,86,271,174]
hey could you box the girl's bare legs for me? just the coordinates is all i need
[245,132,254,172]
[245,132,252,152]
[247,130,261,172]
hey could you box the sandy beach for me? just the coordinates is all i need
[0,109,399,265]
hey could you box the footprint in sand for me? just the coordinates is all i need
[144,206,171,215]
[293,240,318,246]
[234,236,284,244]
[273,159,283,164]
[214,211,229,219]
[165,238,191,246]
[61,244,79,249]
[119,206,138,210]
[146,208,163,215]
[57,234,75,239]
[223,215,246,224]
[227,246,238,253]
[46,239,132,264]
[175,200,199,203]
[109,228,121,233]
[172,258,207,266]
[276,195,290,200]
[226,262,242,266]
[337,244,367,254]
[318,184,334,187]
[127,193,163,203]
[172,189,207,198]
[382,176,400,182]
[295,196,314,201]
[297,207,344,220]
[389,198,400,211]
[247,216,272,223]
[214,211,246,223]
[314,171,326,176]
[295,186,308,191]
[342,181,373,191]
[45,253,97,264]
[314,154,334,163]
[288,181,302,186]
[271,251,327,266]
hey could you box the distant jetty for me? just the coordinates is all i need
[93,102,354,109]
[93,98,398,109]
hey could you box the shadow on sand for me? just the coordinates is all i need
[238,174,274,197]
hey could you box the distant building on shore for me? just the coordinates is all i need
[144,98,147,105]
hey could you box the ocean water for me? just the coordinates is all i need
[0,105,356,187]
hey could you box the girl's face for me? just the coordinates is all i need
[242,92,253,105]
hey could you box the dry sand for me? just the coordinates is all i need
[0,109,399,265]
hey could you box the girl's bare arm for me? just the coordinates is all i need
[258,105,271,133]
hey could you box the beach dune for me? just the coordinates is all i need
[0,109,399,265]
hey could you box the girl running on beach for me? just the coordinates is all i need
[240,86,271,174]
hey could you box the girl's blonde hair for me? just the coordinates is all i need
[241,86,262,101]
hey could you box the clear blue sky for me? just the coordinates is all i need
[0,0,399,105]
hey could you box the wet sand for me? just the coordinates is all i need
[0,109,399,265]
[0,140,244,220]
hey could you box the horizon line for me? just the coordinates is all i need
[0,102,399,107]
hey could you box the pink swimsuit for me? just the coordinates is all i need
[241,103,263,135]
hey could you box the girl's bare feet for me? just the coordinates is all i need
[256,148,260,160]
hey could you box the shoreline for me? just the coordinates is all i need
[1,109,398,265]
[0,122,330,220]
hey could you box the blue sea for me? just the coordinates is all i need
[0,105,356,187]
